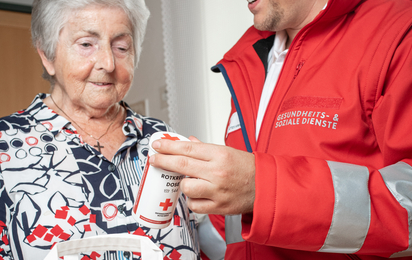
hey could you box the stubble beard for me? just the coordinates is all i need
[254,1,284,32]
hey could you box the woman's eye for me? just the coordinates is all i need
[80,43,92,47]
[115,46,129,52]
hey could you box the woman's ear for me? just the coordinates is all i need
[37,48,56,76]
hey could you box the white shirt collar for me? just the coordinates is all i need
[267,30,288,67]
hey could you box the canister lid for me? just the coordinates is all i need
[148,132,191,156]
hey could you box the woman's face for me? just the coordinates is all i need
[41,5,135,111]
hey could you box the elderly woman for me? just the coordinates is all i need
[0,0,199,259]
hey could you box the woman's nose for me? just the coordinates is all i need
[95,45,115,73]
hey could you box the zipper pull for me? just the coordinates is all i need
[294,60,305,79]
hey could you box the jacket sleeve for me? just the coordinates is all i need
[241,29,412,258]
[0,169,13,260]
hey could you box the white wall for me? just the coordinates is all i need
[160,0,253,144]
[123,0,169,124]
[202,1,254,144]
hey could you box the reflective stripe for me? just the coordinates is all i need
[225,214,245,245]
[198,215,226,259]
[319,161,370,253]
[380,162,412,258]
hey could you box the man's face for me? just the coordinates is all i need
[247,0,324,32]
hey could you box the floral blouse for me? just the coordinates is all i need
[0,94,199,260]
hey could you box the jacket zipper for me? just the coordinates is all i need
[294,60,305,79]
[346,254,361,260]
[263,59,305,152]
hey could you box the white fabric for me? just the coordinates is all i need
[226,111,241,138]
[44,234,163,260]
[255,30,288,140]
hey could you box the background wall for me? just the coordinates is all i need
[0,0,253,145]
[201,1,253,144]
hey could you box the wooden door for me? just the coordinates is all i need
[0,9,50,118]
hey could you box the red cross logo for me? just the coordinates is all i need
[161,134,180,141]
[159,199,173,211]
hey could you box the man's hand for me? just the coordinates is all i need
[149,136,255,215]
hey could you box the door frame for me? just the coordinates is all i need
[0,2,31,14]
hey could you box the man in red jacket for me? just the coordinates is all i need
[150,0,412,259]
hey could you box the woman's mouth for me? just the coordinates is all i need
[247,0,257,3]
[92,82,113,86]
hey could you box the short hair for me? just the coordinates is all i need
[31,0,150,83]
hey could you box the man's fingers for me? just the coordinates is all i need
[149,153,206,179]
[181,178,226,214]
[188,136,201,142]
[151,139,213,161]
[149,139,257,215]
[180,177,213,198]
[185,198,218,214]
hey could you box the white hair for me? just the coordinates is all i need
[31,0,150,83]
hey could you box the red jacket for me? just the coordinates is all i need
[210,0,412,259]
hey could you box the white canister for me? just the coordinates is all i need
[132,132,190,229]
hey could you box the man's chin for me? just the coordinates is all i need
[253,16,280,32]
[253,23,276,32]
